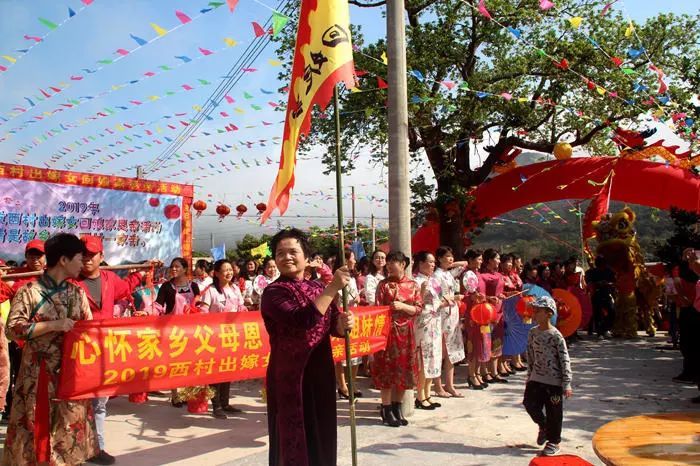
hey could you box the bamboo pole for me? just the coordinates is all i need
[2,263,154,280]
[333,85,358,466]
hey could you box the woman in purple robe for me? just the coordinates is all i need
[260,228,354,466]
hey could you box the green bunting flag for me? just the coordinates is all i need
[272,11,290,36]
[38,17,58,29]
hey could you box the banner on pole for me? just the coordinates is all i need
[58,306,390,399]
[0,163,193,264]
[261,0,355,222]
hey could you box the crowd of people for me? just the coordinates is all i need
[0,229,697,465]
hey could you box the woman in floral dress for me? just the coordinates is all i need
[372,251,421,427]
[3,233,98,465]
[433,247,467,398]
[412,251,442,409]
[249,257,279,310]
[335,250,363,400]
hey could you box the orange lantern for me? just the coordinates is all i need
[236,204,248,218]
[255,202,267,214]
[192,200,207,218]
[516,295,535,323]
[216,204,231,222]
[553,142,573,160]
[470,302,495,334]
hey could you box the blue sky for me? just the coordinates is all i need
[0,0,697,252]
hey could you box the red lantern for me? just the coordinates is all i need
[163,204,181,220]
[216,204,231,222]
[470,302,494,333]
[236,204,248,218]
[255,202,267,214]
[149,197,160,208]
[192,200,207,218]
[516,295,535,323]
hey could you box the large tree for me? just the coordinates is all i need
[277,0,699,256]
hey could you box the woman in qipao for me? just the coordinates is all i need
[372,251,421,427]
[480,249,508,384]
[412,251,443,409]
[260,228,354,466]
[3,233,98,465]
[462,249,489,390]
[433,247,466,398]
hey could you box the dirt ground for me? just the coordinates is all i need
[0,333,697,465]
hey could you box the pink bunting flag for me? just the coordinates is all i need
[242,67,257,72]
[116,48,129,56]
[40,89,51,98]
[225,95,235,103]
[49,86,61,93]
[70,75,83,80]
[263,121,272,126]
[0,65,6,72]
[180,120,190,127]
[440,80,456,90]
[649,64,668,94]
[175,10,192,24]
[377,77,388,89]
[182,84,193,90]
[81,0,94,5]
[220,111,229,117]
[539,0,554,10]
[130,100,142,105]
[199,47,213,56]
[145,130,152,135]
[24,35,42,42]
[501,92,513,101]
[268,102,279,107]
[227,0,239,12]
[252,22,266,37]
[477,0,492,20]
[601,1,617,15]
[144,71,155,77]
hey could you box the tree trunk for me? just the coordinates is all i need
[438,204,465,258]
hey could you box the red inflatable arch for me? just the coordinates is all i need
[412,157,700,252]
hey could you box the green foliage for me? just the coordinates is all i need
[274,1,699,252]
[654,207,700,265]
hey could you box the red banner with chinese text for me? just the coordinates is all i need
[58,306,390,400]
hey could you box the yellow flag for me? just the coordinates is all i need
[381,51,388,65]
[250,242,271,257]
[625,22,634,37]
[150,22,168,37]
[2,55,16,63]
[268,59,282,66]
[568,17,582,29]
[596,86,606,95]
[261,0,354,222]
[224,37,237,47]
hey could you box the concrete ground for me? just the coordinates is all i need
[0,334,697,465]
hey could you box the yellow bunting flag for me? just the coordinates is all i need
[625,22,634,37]
[261,0,355,222]
[150,22,168,37]
[381,51,388,65]
[268,58,282,66]
[1,55,16,63]
[250,242,272,257]
[224,37,238,47]
[568,17,582,28]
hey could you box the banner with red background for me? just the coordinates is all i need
[58,306,390,400]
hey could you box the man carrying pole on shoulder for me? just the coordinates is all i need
[72,235,162,465]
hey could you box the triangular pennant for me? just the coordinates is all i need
[150,23,168,37]
[252,22,266,37]
[175,10,192,24]
[272,12,290,36]
[38,17,58,30]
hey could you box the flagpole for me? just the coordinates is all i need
[333,85,358,466]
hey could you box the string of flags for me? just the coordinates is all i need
[0,0,95,74]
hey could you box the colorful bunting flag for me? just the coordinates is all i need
[568,17,582,28]
[252,22,266,37]
[199,47,213,56]
[272,12,290,36]
[150,23,168,37]
[477,0,492,20]
[175,10,192,24]
[226,0,239,12]
[224,37,238,47]
[38,17,58,30]
[130,34,147,46]
[539,0,554,10]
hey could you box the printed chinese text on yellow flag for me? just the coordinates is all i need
[261,0,355,222]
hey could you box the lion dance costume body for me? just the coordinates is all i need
[592,207,660,338]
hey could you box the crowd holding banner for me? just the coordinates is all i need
[59,306,390,399]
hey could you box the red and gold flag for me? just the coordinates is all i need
[582,171,614,246]
[261,0,355,222]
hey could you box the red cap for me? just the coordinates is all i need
[81,235,103,254]
[25,239,45,254]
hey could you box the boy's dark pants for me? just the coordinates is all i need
[523,381,563,444]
